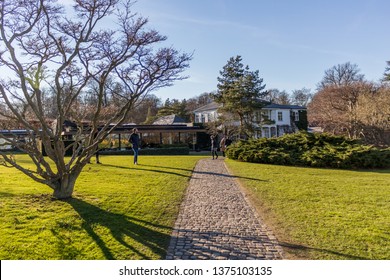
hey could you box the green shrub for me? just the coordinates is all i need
[100,146,190,156]
[226,131,390,169]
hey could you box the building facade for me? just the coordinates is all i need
[193,101,307,138]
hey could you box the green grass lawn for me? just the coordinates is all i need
[225,159,390,260]
[0,155,204,260]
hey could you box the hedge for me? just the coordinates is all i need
[100,146,190,156]
[226,131,390,169]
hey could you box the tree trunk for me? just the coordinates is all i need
[52,173,79,199]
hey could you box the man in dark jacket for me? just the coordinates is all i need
[129,128,140,165]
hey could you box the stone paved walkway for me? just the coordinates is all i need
[166,158,283,260]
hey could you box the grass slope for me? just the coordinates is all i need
[0,155,204,260]
[225,159,390,260]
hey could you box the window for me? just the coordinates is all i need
[261,110,271,122]
[292,111,299,121]
[278,112,283,121]
[207,113,212,122]
[271,127,277,137]
[262,127,270,138]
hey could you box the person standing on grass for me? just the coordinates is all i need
[220,134,227,157]
[129,128,140,165]
[211,134,219,160]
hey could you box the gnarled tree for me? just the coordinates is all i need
[0,0,191,198]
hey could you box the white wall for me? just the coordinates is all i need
[275,110,291,125]
[195,110,219,123]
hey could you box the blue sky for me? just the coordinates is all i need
[131,0,390,101]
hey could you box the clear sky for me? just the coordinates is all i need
[130,0,390,101]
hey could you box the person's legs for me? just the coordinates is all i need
[212,149,218,159]
[133,148,138,164]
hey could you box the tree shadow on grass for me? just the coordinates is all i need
[279,242,368,260]
[0,191,16,197]
[114,162,267,182]
[103,164,191,178]
[66,198,171,260]
[352,169,390,174]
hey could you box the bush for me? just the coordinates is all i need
[100,146,190,156]
[226,131,390,169]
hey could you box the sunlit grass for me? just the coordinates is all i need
[225,159,390,260]
[0,155,204,260]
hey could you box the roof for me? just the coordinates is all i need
[193,101,306,113]
[263,103,306,110]
[153,114,187,125]
[193,101,221,113]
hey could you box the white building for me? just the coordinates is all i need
[193,101,307,138]
[193,102,221,124]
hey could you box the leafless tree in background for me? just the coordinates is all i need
[356,84,390,146]
[291,88,312,106]
[0,0,191,198]
[309,62,390,145]
[266,88,290,104]
[317,62,365,90]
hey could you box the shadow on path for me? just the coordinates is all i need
[136,163,269,182]
[65,198,171,260]
[103,164,191,178]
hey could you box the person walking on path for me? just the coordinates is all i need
[210,134,219,159]
[219,135,226,157]
[129,128,140,165]
[166,158,283,260]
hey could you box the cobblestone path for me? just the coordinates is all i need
[166,158,283,260]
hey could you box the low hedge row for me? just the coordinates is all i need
[100,146,190,156]
[226,131,390,169]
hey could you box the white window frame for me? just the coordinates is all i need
[294,111,299,121]
[263,127,270,138]
[278,111,283,121]
[291,111,299,122]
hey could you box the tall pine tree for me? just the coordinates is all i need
[213,55,268,138]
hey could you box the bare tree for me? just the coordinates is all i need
[309,62,369,139]
[308,79,390,144]
[266,88,290,104]
[317,62,364,90]
[132,94,161,124]
[0,0,191,199]
[291,88,312,106]
[356,84,390,146]
[308,83,368,138]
